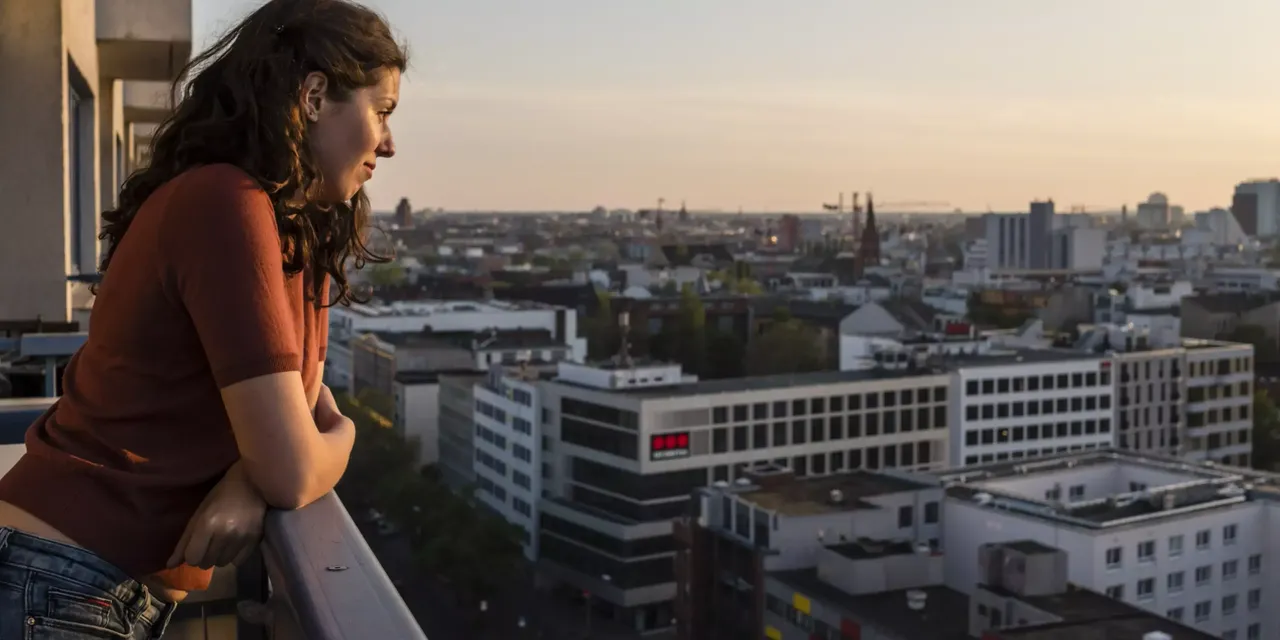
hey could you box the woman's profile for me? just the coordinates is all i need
[0,0,405,636]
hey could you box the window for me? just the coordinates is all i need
[67,66,93,274]
[1195,565,1211,586]
[1248,623,1260,640]
[1248,554,1262,575]
[1195,529,1210,550]
[1105,547,1122,569]
[1105,584,1123,600]
[1224,524,1238,546]
[1169,534,1183,557]
[897,505,913,528]
[1167,607,1183,621]
[924,501,939,524]
[1194,600,1211,622]
[1224,559,1238,581]
[1248,589,1261,611]
[1137,540,1155,563]
[1137,578,1154,601]
[1167,571,1184,593]
[1223,594,1237,616]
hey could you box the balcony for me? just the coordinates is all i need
[0,402,426,640]
[96,0,192,81]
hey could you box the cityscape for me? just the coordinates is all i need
[4,1,1280,640]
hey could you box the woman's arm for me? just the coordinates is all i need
[159,165,353,510]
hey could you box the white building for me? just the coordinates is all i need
[468,359,953,634]
[471,368,544,560]
[941,451,1277,640]
[952,352,1116,466]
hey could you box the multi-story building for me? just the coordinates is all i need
[474,360,952,634]
[1233,180,1280,237]
[325,299,586,392]
[472,368,544,559]
[436,372,486,490]
[982,200,1056,270]
[674,462,1215,640]
[941,450,1280,640]
[952,351,1116,466]
[1184,342,1254,466]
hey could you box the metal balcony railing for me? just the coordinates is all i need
[241,492,428,640]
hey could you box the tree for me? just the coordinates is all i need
[367,262,407,287]
[745,320,825,376]
[676,284,708,376]
[586,290,618,360]
[706,330,745,379]
[1253,391,1280,472]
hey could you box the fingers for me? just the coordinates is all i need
[166,517,196,569]
[179,518,216,569]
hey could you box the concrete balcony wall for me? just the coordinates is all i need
[0,0,103,322]
[95,0,191,81]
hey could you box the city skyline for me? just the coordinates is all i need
[195,0,1280,213]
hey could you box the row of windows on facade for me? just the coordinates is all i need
[711,387,949,425]
[1119,358,1182,380]
[963,441,1107,466]
[1120,382,1182,406]
[1120,405,1182,430]
[1186,357,1252,378]
[476,399,508,424]
[475,424,536,463]
[711,409,948,456]
[1141,590,1261,628]
[1186,405,1250,428]
[963,420,1111,448]
[720,440,941,480]
[1104,528,1251,567]
[965,370,1109,397]
[964,396,1112,421]
[764,593,848,640]
[1185,381,1251,403]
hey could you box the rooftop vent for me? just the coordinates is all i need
[712,481,730,489]
[829,489,845,505]
[734,477,752,487]
[905,590,927,611]
[1219,484,1246,498]
[1143,632,1172,640]
[974,492,994,505]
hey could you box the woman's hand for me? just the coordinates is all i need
[167,462,268,570]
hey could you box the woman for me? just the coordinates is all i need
[0,0,406,636]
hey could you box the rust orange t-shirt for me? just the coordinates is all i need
[0,164,328,590]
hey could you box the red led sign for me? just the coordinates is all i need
[650,432,691,461]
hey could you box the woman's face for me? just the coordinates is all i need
[303,68,400,202]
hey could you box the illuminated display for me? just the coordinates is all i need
[650,432,691,461]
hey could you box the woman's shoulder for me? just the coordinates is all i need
[168,164,267,199]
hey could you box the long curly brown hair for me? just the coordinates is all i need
[99,0,408,306]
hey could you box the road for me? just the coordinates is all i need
[356,522,641,640]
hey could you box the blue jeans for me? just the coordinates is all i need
[0,527,175,639]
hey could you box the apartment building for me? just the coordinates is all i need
[0,0,190,325]
[952,351,1117,466]
[1184,343,1254,466]
[941,451,1280,640]
[472,369,544,560]
[325,299,585,393]
[675,464,1214,640]
[471,359,951,634]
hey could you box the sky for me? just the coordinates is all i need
[194,0,1280,214]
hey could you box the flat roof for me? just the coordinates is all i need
[590,367,947,400]
[945,349,1104,369]
[1001,540,1059,556]
[738,471,932,517]
[770,570,969,640]
[991,616,1214,640]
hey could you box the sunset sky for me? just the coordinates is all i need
[195,0,1280,213]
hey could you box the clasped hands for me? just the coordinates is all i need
[166,385,346,570]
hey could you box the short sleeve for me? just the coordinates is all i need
[159,164,303,388]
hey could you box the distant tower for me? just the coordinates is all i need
[851,191,861,247]
[394,197,413,228]
[1121,204,1128,224]
[678,200,689,222]
[856,193,881,276]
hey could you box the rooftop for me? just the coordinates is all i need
[342,298,560,318]
[982,583,1214,639]
[736,470,933,517]
[770,570,970,640]
[940,450,1277,529]
[585,366,947,399]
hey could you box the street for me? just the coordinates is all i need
[356,521,642,640]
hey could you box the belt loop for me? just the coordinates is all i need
[149,600,176,639]
[0,527,12,554]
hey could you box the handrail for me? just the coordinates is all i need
[262,492,427,640]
